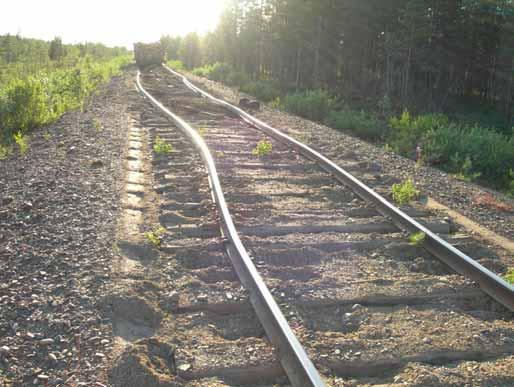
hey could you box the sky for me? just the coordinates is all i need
[0,0,227,48]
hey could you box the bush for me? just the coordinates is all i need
[240,80,281,102]
[392,179,420,205]
[424,124,514,188]
[388,111,514,190]
[389,111,449,156]
[0,55,131,143]
[226,71,250,87]
[192,62,233,83]
[167,60,185,71]
[326,109,384,140]
[282,90,335,121]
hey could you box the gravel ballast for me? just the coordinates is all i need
[0,70,133,385]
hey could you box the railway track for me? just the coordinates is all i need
[119,66,514,386]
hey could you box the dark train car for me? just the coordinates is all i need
[134,42,165,69]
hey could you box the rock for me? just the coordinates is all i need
[178,363,191,372]
[91,160,104,168]
[49,353,57,362]
[0,346,11,354]
[2,196,14,205]
[22,201,33,211]
[39,338,54,346]
[94,352,105,359]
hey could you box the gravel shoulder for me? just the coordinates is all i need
[0,70,134,385]
[184,72,514,242]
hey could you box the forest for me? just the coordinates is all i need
[163,0,514,193]
[0,34,130,153]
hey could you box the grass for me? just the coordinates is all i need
[252,139,272,157]
[505,269,514,285]
[392,179,420,206]
[282,90,335,122]
[0,144,10,160]
[13,131,29,155]
[326,109,384,141]
[408,231,426,246]
[93,118,102,131]
[144,226,166,247]
[167,60,185,71]
[43,132,51,140]
[0,55,131,143]
[153,136,173,154]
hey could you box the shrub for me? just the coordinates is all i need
[282,90,335,121]
[192,62,233,83]
[423,124,514,188]
[506,268,514,285]
[13,131,29,155]
[409,231,426,246]
[326,109,384,140]
[252,139,272,157]
[389,111,449,157]
[240,80,281,102]
[167,60,185,71]
[392,179,420,205]
[0,55,131,142]
[153,136,173,154]
[226,71,250,87]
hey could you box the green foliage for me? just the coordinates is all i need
[0,144,11,160]
[387,111,514,190]
[92,118,102,131]
[392,179,420,206]
[0,54,131,142]
[389,111,449,156]
[252,139,273,157]
[282,90,335,122]
[144,226,166,247]
[326,109,384,141]
[505,269,514,285]
[408,231,426,246]
[43,132,51,140]
[153,136,173,154]
[167,60,185,71]
[192,62,232,82]
[13,131,29,155]
[240,80,281,102]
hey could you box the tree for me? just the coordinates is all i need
[48,37,65,61]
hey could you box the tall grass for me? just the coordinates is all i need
[326,109,384,141]
[282,90,335,121]
[0,55,131,143]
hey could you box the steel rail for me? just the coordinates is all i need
[163,64,514,312]
[135,71,326,387]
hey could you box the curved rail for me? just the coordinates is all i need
[135,71,326,387]
[163,64,514,312]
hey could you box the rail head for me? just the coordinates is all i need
[163,64,514,312]
[135,70,326,387]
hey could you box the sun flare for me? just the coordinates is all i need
[0,0,227,48]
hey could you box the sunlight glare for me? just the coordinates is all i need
[0,0,227,47]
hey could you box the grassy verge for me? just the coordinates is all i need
[0,55,131,145]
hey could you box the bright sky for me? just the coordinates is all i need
[0,0,227,48]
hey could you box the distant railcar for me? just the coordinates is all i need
[134,42,165,69]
